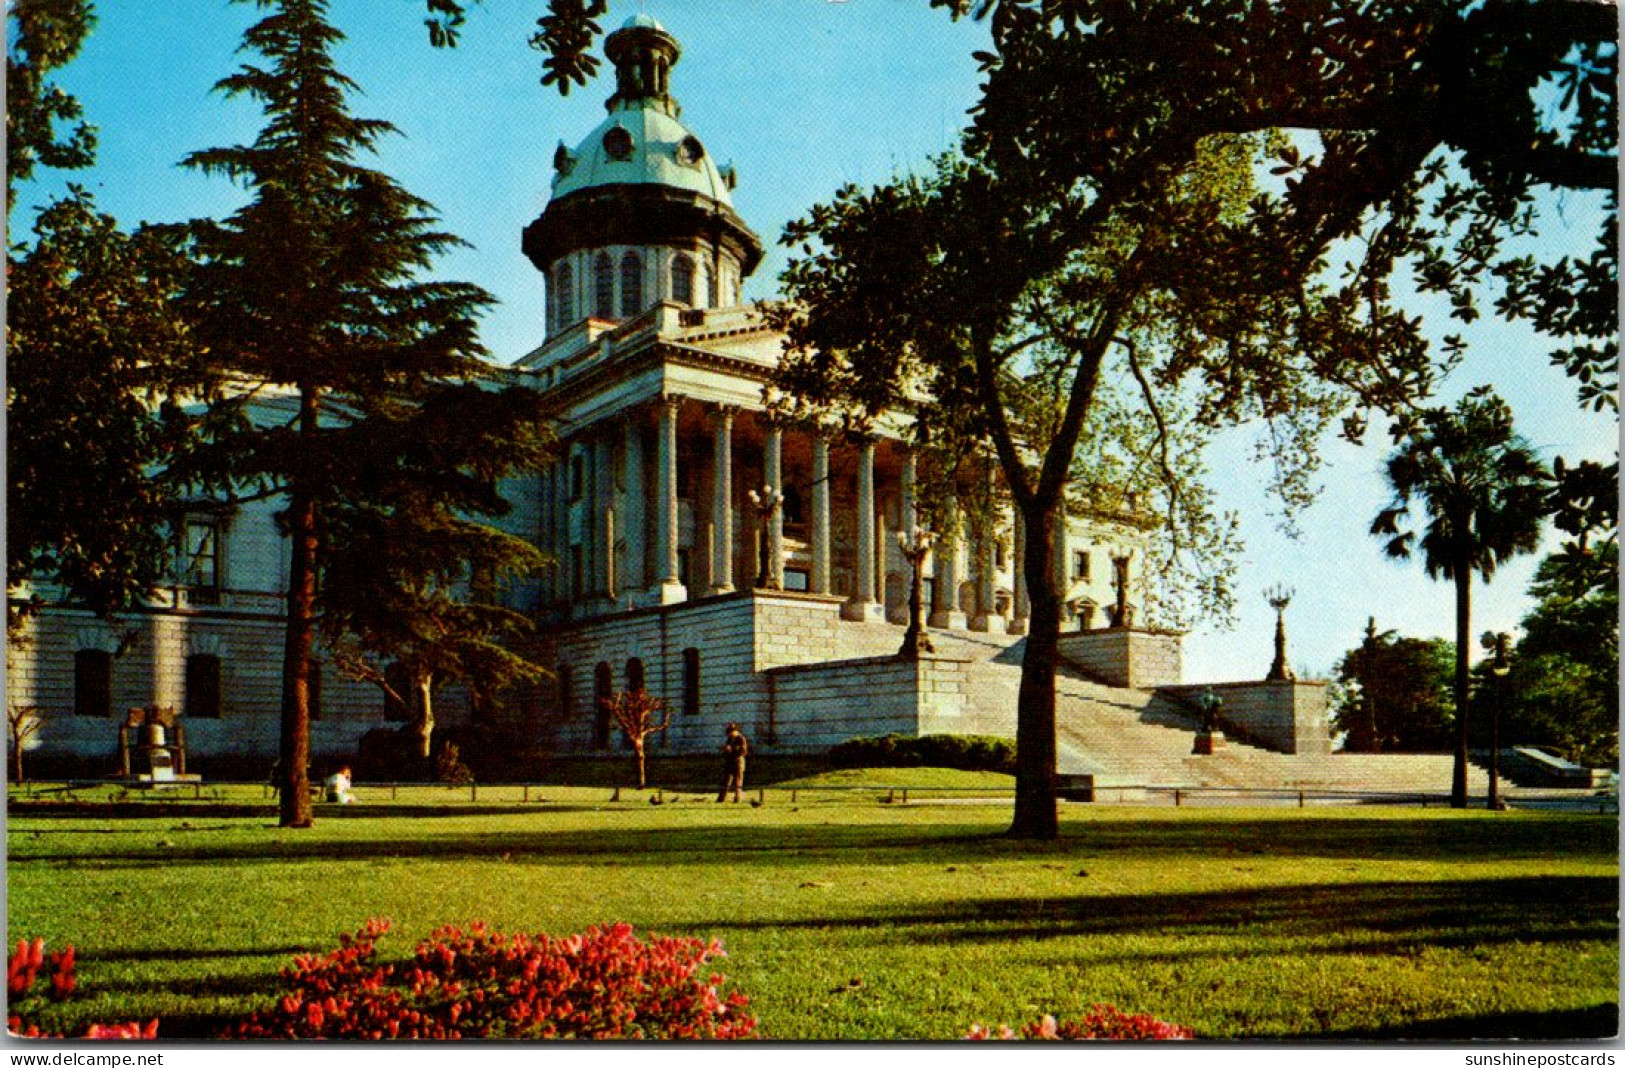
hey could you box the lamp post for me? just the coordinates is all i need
[897,528,936,659]
[1487,631,1511,811]
[746,485,783,590]
[1264,584,1296,681]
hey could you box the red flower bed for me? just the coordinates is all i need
[227,919,758,1040]
[8,938,157,1040]
[968,1007,1195,1041]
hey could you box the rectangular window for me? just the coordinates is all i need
[1074,550,1091,581]
[181,518,223,602]
[783,567,810,592]
[74,650,113,718]
[570,456,585,501]
[995,543,1007,569]
[185,654,223,719]
[682,649,701,716]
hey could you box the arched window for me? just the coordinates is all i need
[706,261,718,307]
[594,253,614,319]
[619,252,643,317]
[554,261,574,327]
[671,255,694,306]
[626,657,646,694]
[74,650,112,718]
[681,648,701,717]
[593,661,613,749]
[185,654,223,719]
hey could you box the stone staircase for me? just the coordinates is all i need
[826,618,1487,796]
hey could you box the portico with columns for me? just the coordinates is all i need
[512,14,1158,755]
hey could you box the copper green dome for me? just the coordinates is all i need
[548,16,739,207]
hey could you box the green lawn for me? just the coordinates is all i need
[7,789,1617,1040]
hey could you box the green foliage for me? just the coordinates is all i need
[1370,387,1548,805]
[7,192,212,624]
[5,0,97,211]
[1331,623,1454,752]
[1500,543,1618,766]
[827,733,1017,775]
[1371,388,1548,585]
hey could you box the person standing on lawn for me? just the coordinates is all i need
[717,723,748,802]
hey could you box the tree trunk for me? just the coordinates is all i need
[633,737,647,789]
[278,389,319,828]
[1451,563,1471,809]
[412,672,436,762]
[12,733,23,784]
[1009,498,1061,839]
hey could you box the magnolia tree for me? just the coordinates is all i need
[599,690,673,790]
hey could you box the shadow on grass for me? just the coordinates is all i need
[10,812,1615,870]
[1323,1004,1618,1040]
[702,874,1617,955]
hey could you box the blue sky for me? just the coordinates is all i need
[14,0,1616,687]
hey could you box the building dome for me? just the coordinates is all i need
[523,15,762,336]
[550,103,738,206]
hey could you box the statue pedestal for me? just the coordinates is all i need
[1192,731,1226,755]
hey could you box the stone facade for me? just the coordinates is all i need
[8,15,1177,774]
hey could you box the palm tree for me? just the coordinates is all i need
[1371,387,1548,808]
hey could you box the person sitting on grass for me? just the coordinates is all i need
[324,765,354,804]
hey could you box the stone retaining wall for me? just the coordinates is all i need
[1158,679,1331,755]
[1057,627,1184,689]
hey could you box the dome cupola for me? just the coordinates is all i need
[523,15,762,338]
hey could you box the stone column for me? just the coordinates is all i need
[710,405,735,594]
[595,435,615,603]
[578,439,596,604]
[842,438,880,621]
[970,464,1005,633]
[653,395,686,603]
[970,517,1004,633]
[764,421,785,590]
[902,452,918,538]
[929,506,966,629]
[537,461,554,606]
[1009,507,1029,635]
[1052,515,1072,627]
[811,433,831,595]
[621,416,646,598]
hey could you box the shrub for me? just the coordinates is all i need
[228,919,758,1040]
[8,938,157,1040]
[967,1008,1194,1041]
[828,733,1016,775]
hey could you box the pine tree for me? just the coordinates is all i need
[183,0,549,826]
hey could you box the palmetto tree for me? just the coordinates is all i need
[1371,388,1548,808]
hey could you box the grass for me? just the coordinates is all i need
[7,788,1617,1041]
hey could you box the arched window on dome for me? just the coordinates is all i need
[553,261,574,329]
[594,253,615,319]
[619,252,643,317]
[671,254,694,306]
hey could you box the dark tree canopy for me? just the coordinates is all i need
[1332,623,1455,752]
[183,0,552,825]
